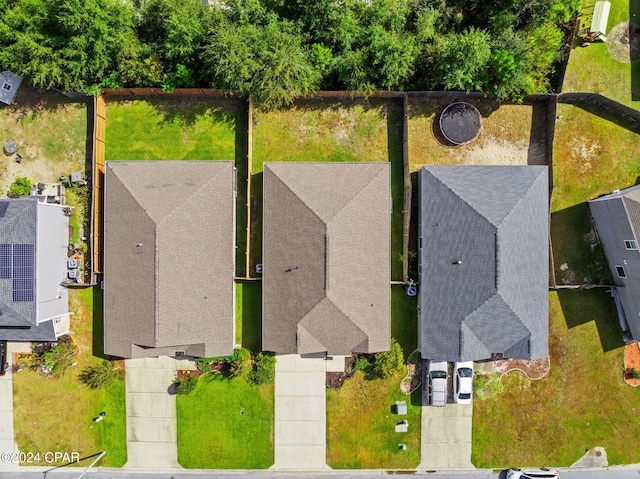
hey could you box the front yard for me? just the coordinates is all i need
[12,287,127,467]
[473,289,640,466]
[176,373,274,469]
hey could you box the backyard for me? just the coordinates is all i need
[0,86,87,196]
[103,94,250,276]
[473,289,640,466]
[12,287,127,467]
[551,103,640,284]
[235,281,262,353]
[250,97,405,281]
[176,373,274,469]
[326,284,419,469]
[562,0,640,110]
[407,97,546,170]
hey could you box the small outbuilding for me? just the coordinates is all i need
[0,71,23,105]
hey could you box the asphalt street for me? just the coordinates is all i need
[0,467,635,479]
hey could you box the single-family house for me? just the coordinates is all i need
[589,185,640,341]
[262,162,390,355]
[0,197,71,341]
[103,161,236,359]
[419,165,549,362]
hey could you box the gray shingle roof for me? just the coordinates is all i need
[0,198,67,342]
[419,165,549,362]
[103,161,235,359]
[589,184,640,341]
[262,162,391,355]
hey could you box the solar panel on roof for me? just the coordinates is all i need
[8,244,35,302]
[0,202,8,218]
[0,244,10,268]
[12,290,33,302]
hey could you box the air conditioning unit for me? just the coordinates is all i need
[68,270,80,279]
[67,259,78,269]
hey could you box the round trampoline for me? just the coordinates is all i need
[439,102,481,146]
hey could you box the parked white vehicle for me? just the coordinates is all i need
[427,360,448,406]
[453,361,473,404]
[506,468,559,479]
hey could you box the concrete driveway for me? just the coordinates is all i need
[272,353,328,470]
[419,362,474,470]
[124,356,194,469]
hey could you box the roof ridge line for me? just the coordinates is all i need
[107,163,154,227]
[499,167,547,227]
[323,164,389,223]
[424,169,497,227]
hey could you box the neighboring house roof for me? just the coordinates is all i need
[589,184,640,340]
[103,161,236,359]
[0,198,69,341]
[262,162,391,355]
[419,165,549,362]
[0,71,22,105]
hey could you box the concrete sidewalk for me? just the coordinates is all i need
[272,353,329,470]
[124,356,194,469]
[0,359,16,467]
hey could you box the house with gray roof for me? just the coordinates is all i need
[262,162,390,355]
[103,161,236,359]
[589,185,640,341]
[0,197,70,342]
[419,165,549,362]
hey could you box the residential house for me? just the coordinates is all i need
[589,184,640,341]
[418,165,549,362]
[0,197,71,341]
[262,162,390,355]
[103,161,236,359]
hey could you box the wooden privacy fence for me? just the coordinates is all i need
[92,95,106,275]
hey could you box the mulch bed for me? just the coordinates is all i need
[176,369,203,381]
[623,343,640,386]
[494,357,550,380]
[326,356,355,389]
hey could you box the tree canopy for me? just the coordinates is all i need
[0,0,580,106]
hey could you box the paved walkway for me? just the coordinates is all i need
[0,350,15,467]
[124,356,194,469]
[272,353,328,470]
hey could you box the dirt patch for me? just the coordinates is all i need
[494,357,550,380]
[607,22,640,63]
[176,369,203,381]
[623,343,640,386]
[456,138,530,165]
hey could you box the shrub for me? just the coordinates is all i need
[175,375,199,395]
[31,337,77,376]
[79,359,123,389]
[473,372,504,399]
[354,355,372,373]
[229,348,252,380]
[251,352,275,385]
[632,368,640,380]
[9,177,33,197]
[372,339,404,379]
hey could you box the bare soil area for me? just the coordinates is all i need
[624,343,640,386]
[607,22,640,63]
[494,357,550,380]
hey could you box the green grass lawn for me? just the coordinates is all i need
[391,285,418,355]
[235,281,262,352]
[326,285,419,469]
[0,86,87,196]
[13,287,126,467]
[327,370,421,468]
[562,0,640,109]
[473,290,640,466]
[176,373,274,468]
[551,104,640,284]
[250,97,405,280]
